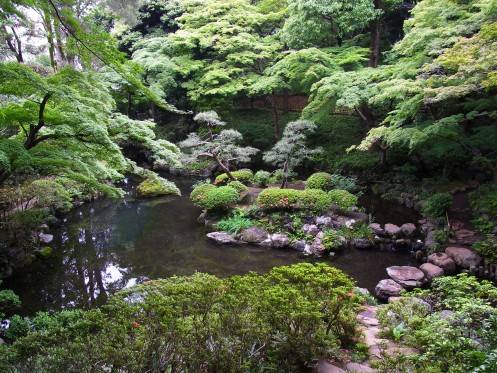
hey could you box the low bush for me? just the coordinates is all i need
[421,192,453,218]
[328,189,358,210]
[330,174,358,192]
[217,209,254,234]
[376,274,497,372]
[227,180,248,195]
[0,263,360,372]
[306,172,333,191]
[136,176,180,198]
[257,188,331,212]
[470,183,497,233]
[215,169,254,185]
[269,169,284,184]
[473,235,497,264]
[254,170,271,187]
[193,185,239,211]
[190,182,216,205]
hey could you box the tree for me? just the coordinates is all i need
[179,111,258,181]
[281,0,379,48]
[263,120,322,188]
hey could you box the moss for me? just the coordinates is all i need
[137,177,180,198]
[215,169,254,185]
[190,183,216,204]
[306,172,333,191]
[227,180,248,195]
[37,246,53,258]
[193,186,239,211]
[257,188,331,212]
[328,189,358,210]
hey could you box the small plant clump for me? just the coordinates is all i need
[421,193,453,219]
[328,189,358,210]
[217,209,254,234]
[136,176,181,198]
[254,170,271,187]
[227,180,248,196]
[215,169,254,185]
[306,172,333,191]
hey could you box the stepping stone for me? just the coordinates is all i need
[419,263,444,281]
[345,362,373,372]
[386,266,425,289]
[427,252,456,274]
[445,247,482,269]
[375,279,403,300]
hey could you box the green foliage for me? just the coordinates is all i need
[217,209,254,234]
[190,182,216,205]
[215,169,254,185]
[192,185,239,211]
[0,263,360,372]
[322,229,346,251]
[421,193,453,218]
[328,189,358,210]
[257,187,331,212]
[306,172,333,191]
[227,180,248,196]
[136,176,180,198]
[329,174,358,193]
[473,236,497,264]
[0,280,21,318]
[254,170,271,187]
[470,183,497,233]
[377,274,497,372]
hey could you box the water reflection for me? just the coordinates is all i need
[6,177,415,315]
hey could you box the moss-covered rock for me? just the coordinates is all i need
[306,172,333,191]
[137,177,180,198]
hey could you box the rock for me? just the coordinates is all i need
[345,219,357,228]
[352,238,372,250]
[386,266,425,289]
[394,238,412,249]
[38,233,54,244]
[136,176,180,198]
[419,263,444,281]
[384,223,401,237]
[375,279,403,300]
[317,360,345,373]
[302,224,320,235]
[439,310,455,320]
[454,229,479,245]
[0,337,4,345]
[445,247,482,269]
[424,229,437,250]
[400,223,417,237]
[369,223,384,235]
[355,287,371,297]
[206,232,240,245]
[239,227,268,243]
[316,216,332,227]
[345,362,373,373]
[262,233,290,249]
[290,240,307,252]
[427,252,456,274]
[309,237,326,256]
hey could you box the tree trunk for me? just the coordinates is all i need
[3,26,24,63]
[24,93,51,150]
[283,89,289,114]
[215,156,235,181]
[369,0,384,68]
[268,95,280,140]
[280,160,289,189]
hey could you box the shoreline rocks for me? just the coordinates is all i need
[445,246,482,269]
[386,266,426,289]
[375,279,403,300]
[207,232,242,245]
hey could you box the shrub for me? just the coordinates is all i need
[470,184,497,233]
[194,186,239,211]
[227,180,248,195]
[254,170,271,187]
[257,188,331,212]
[306,172,333,190]
[473,236,497,264]
[330,174,358,192]
[137,176,180,198]
[421,192,453,218]
[26,179,73,213]
[322,230,346,251]
[190,182,216,205]
[215,169,254,185]
[0,263,360,372]
[269,169,284,184]
[217,209,254,234]
[328,189,358,210]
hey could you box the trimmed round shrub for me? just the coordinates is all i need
[257,188,300,210]
[328,189,358,210]
[227,181,248,195]
[422,193,453,218]
[190,183,216,204]
[215,169,254,185]
[254,170,271,187]
[299,189,332,212]
[194,186,239,210]
[137,177,180,198]
[306,172,333,191]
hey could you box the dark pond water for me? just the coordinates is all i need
[5,177,416,315]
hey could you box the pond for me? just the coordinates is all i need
[5,177,416,315]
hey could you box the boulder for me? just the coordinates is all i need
[427,252,456,274]
[352,238,372,250]
[262,233,290,249]
[317,360,345,373]
[316,216,333,227]
[445,247,482,269]
[290,240,307,252]
[419,263,444,281]
[345,363,373,373]
[400,223,417,236]
[309,237,326,256]
[375,279,403,300]
[302,224,320,235]
[206,232,240,245]
[369,223,384,235]
[384,223,401,237]
[239,227,268,243]
[386,266,425,289]
[38,233,54,244]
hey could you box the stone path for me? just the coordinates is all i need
[317,305,417,372]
